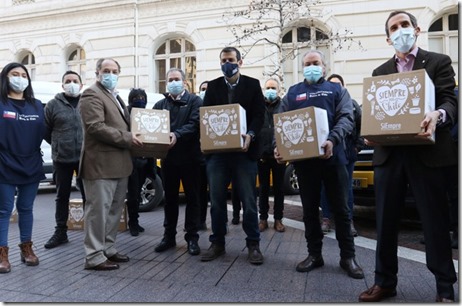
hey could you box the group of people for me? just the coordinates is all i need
[0,9,457,303]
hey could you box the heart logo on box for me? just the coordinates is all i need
[141,115,162,133]
[208,113,230,136]
[282,118,304,145]
[70,207,84,222]
[375,84,408,117]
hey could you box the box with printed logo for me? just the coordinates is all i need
[200,104,247,153]
[361,69,435,145]
[273,106,329,162]
[130,108,171,158]
[67,199,127,231]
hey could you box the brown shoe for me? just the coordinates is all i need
[85,260,119,271]
[358,284,397,302]
[18,241,39,266]
[259,220,268,232]
[0,246,11,273]
[107,253,129,262]
[274,219,285,232]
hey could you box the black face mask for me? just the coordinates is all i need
[221,62,239,78]
[131,98,146,108]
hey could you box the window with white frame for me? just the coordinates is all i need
[19,51,36,80]
[154,38,196,93]
[428,11,458,79]
[67,47,86,82]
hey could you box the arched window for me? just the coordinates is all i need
[281,25,330,87]
[67,47,86,82]
[428,11,458,78]
[154,38,196,93]
[19,52,36,80]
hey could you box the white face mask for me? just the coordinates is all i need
[390,27,416,53]
[9,76,29,93]
[63,83,81,97]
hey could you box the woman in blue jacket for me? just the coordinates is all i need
[0,62,45,273]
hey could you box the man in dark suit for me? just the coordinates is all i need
[79,58,143,271]
[200,46,265,265]
[358,11,458,303]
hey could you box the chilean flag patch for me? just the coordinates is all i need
[296,93,307,101]
[3,111,17,119]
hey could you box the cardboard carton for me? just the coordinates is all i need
[67,199,127,231]
[130,108,171,158]
[361,69,435,145]
[273,106,329,162]
[200,104,247,153]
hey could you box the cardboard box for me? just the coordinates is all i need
[273,106,329,162]
[67,199,127,231]
[200,104,247,153]
[361,69,435,145]
[130,108,170,158]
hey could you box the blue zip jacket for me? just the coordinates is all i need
[0,98,46,184]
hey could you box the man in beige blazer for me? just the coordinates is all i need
[79,58,143,270]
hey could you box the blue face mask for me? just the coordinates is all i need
[221,62,239,78]
[390,27,416,53]
[9,76,29,93]
[167,80,184,95]
[199,90,206,100]
[100,73,118,90]
[264,89,277,101]
[303,65,323,84]
[131,98,146,108]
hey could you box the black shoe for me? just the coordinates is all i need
[137,225,145,233]
[247,241,264,265]
[44,230,68,249]
[296,255,324,272]
[129,226,139,237]
[340,257,364,279]
[154,239,176,252]
[187,240,201,255]
[231,216,240,225]
[201,243,226,261]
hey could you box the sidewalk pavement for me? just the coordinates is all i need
[1,191,459,303]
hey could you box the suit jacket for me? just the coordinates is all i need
[203,74,265,160]
[78,82,133,179]
[371,48,458,168]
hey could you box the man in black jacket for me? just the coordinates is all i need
[201,46,265,265]
[153,68,202,256]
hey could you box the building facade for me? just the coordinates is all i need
[0,0,458,103]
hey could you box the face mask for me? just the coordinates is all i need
[221,62,239,78]
[199,91,206,100]
[390,27,416,53]
[264,89,277,101]
[167,80,184,95]
[303,65,323,84]
[100,73,118,90]
[9,76,29,93]
[131,98,146,108]
[63,83,81,97]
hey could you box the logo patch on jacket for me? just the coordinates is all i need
[296,93,307,101]
[3,111,16,119]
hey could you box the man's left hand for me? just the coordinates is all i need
[320,140,334,159]
[242,134,252,152]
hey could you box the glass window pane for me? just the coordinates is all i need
[185,56,196,92]
[21,55,29,65]
[185,40,195,52]
[69,50,78,61]
[449,36,458,60]
[297,27,311,42]
[170,57,181,68]
[282,31,292,43]
[428,37,444,54]
[80,49,86,60]
[448,14,458,31]
[157,59,166,81]
[159,81,166,93]
[170,39,182,53]
[30,54,35,64]
[156,42,166,55]
[429,18,442,32]
[316,29,328,41]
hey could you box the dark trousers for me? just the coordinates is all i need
[257,158,285,220]
[373,148,456,299]
[54,161,85,230]
[198,163,209,224]
[161,161,200,242]
[126,162,149,227]
[294,159,355,259]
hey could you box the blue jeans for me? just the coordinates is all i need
[320,160,355,220]
[206,153,259,245]
[0,182,40,246]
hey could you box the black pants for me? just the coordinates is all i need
[126,160,150,227]
[161,161,200,242]
[198,163,209,224]
[257,158,285,220]
[294,160,354,259]
[54,161,85,230]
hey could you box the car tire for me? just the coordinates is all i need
[139,174,164,212]
[283,163,300,195]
